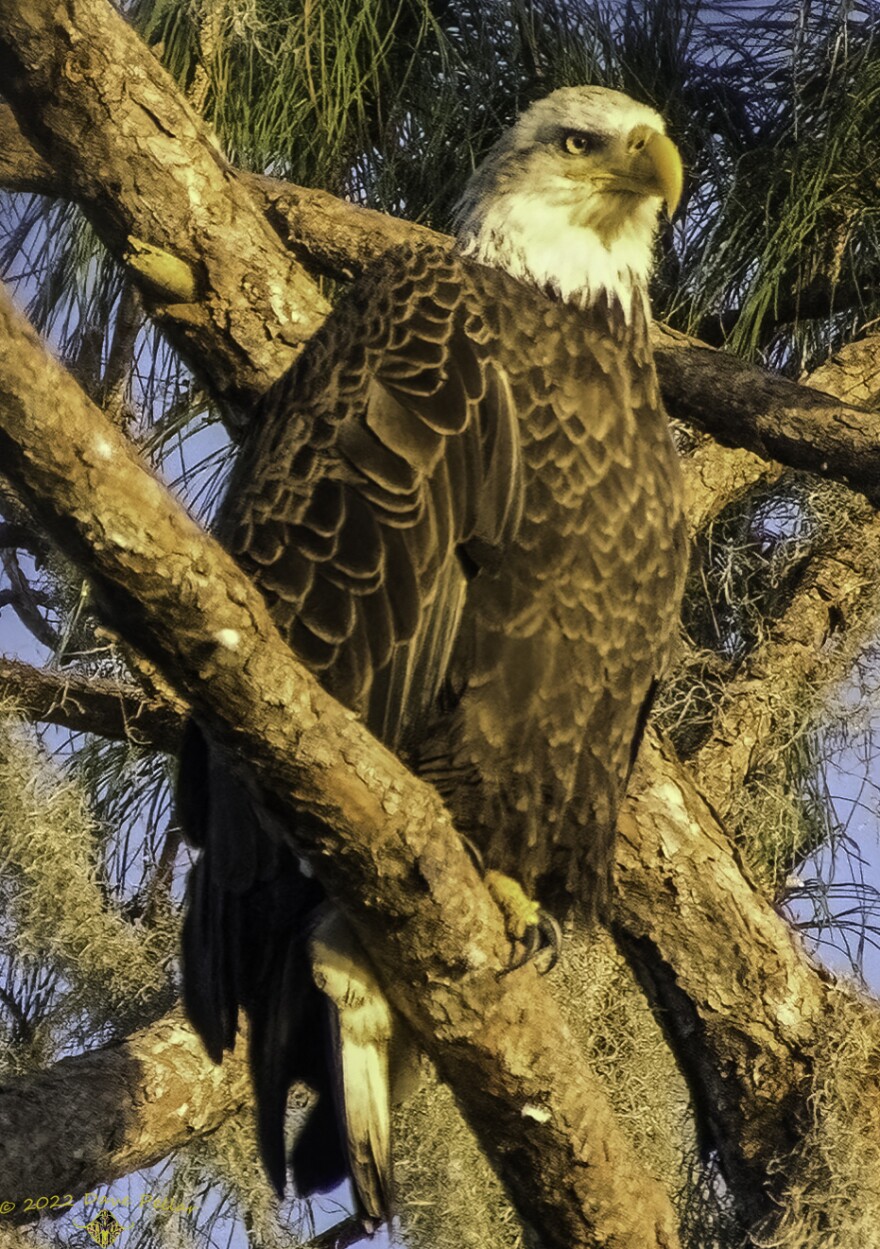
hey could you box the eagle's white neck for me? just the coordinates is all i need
[455,181,660,321]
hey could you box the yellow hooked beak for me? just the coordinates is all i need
[623,125,683,218]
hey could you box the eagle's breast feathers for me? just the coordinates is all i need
[218,243,686,911]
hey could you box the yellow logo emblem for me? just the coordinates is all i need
[83,1211,125,1247]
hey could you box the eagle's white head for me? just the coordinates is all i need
[454,86,683,318]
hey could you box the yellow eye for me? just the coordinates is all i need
[562,131,602,156]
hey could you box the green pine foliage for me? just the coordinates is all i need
[3,2,880,1247]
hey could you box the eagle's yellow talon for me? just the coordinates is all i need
[484,871,562,973]
[485,870,542,941]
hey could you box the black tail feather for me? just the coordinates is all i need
[178,722,345,1199]
[181,856,238,1062]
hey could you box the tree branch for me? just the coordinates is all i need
[2,27,880,507]
[0,281,678,1249]
[688,496,880,826]
[0,657,185,747]
[249,171,446,279]
[0,1009,251,1212]
[678,432,782,536]
[0,521,48,558]
[615,343,880,1218]
[693,280,880,348]
[614,731,838,1227]
[0,0,329,415]
[652,323,880,507]
[0,550,59,650]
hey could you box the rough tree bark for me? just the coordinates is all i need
[653,330,880,507]
[0,657,184,746]
[0,279,680,1249]
[615,734,834,1228]
[691,499,880,826]
[4,267,880,1237]
[2,0,880,1242]
[0,1010,251,1207]
[0,0,328,414]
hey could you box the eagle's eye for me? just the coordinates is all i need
[562,131,603,156]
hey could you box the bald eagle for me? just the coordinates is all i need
[178,85,688,1224]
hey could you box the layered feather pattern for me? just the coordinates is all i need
[180,240,687,1217]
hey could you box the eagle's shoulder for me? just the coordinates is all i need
[216,242,530,717]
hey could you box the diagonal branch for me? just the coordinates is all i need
[0,550,59,650]
[689,498,880,835]
[0,280,679,1248]
[2,51,880,506]
[0,1009,252,1212]
[0,0,328,415]
[614,731,835,1227]
[651,324,880,508]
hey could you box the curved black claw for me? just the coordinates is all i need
[459,834,485,875]
[535,909,563,973]
[503,909,562,976]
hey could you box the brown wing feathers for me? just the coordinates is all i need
[181,241,686,1217]
[220,247,523,719]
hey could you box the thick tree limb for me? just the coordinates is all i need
[0,657,184,747]
[0,0,328,414]
[620,314,880,1217]
[652,324,880,507]
[0,1009,251,1212]
[2,71,880,507]
[0,104,56,195]
[690,343,880,827]
[615,733,836,1227]
[0,283,679,1249]
[0,102,438,272]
